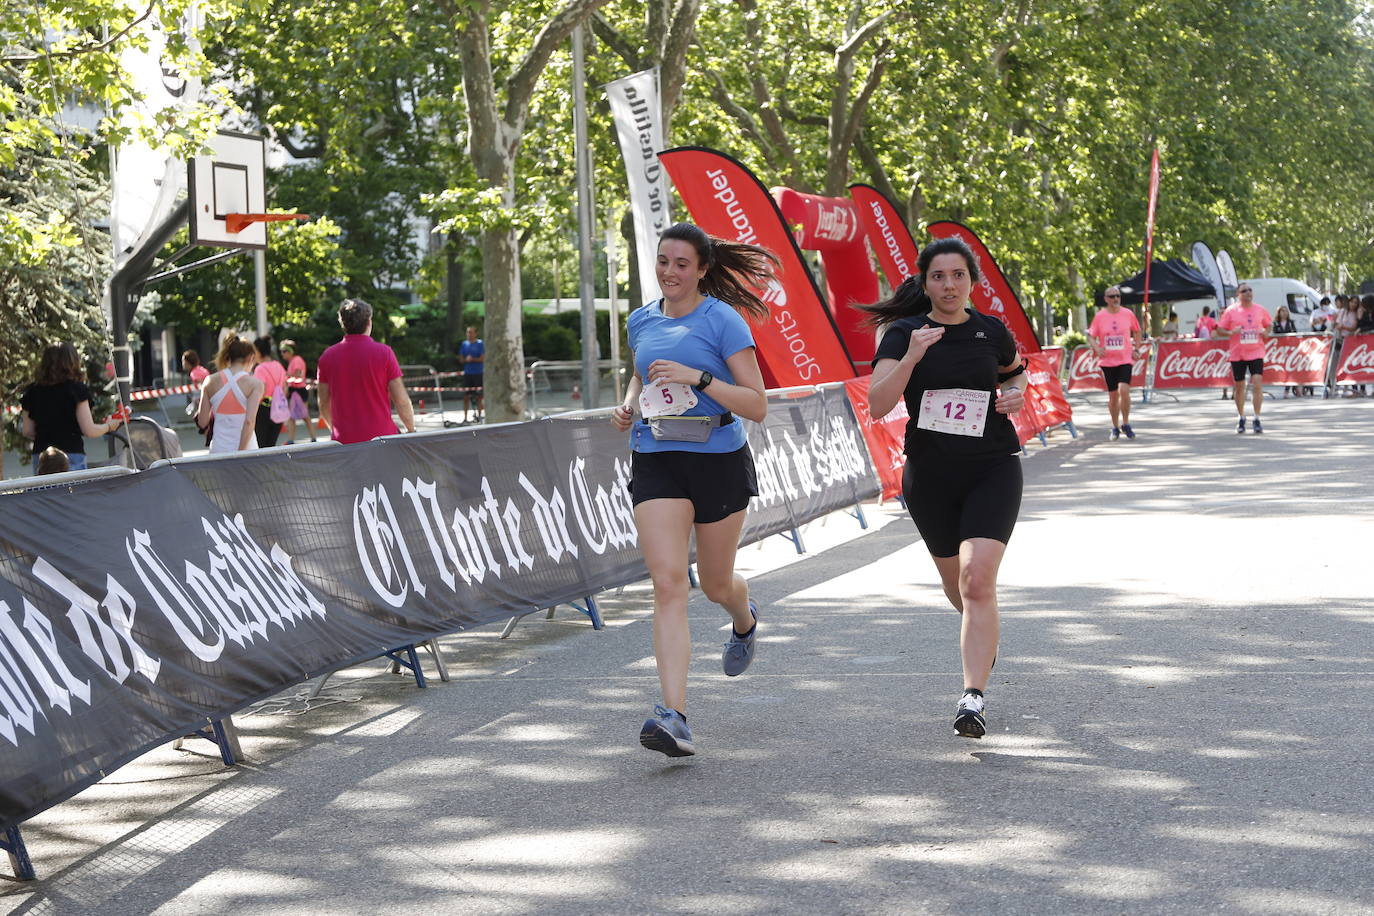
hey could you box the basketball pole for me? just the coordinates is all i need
[254,249,269,338]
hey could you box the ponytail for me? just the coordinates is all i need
[859,236,982,327]
[658,222,781,321]
[860,275,931,327]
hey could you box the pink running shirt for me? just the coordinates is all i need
[1218,303,1271,361]
[1089,308,1140,367]
[316,334,403,444]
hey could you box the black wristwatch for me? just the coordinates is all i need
[693,370,713,391]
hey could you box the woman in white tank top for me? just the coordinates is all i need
[195,335,265,453]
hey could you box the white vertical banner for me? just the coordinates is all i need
[606,68,671,307]
[1192,241,1226,312]
[1216,249,1238,290]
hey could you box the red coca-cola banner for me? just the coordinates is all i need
[849,184,919,287]
[1152,336,1333,389]
[773,188,880,366]
[1009,390,1042,446]
[1334,334,1374,384]
[659,147,855,386]
[1024,352,1074,429]
[926,221,1042,355]
[843,375,906,501]
[1042,346,1065,381]
[1068,346,1150,392]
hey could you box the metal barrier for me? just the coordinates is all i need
[0,465,135,495]
[525,359,628,418]
[398,364,453,427]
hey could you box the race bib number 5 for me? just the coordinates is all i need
[639,381,697,419]
[917,387,989,438]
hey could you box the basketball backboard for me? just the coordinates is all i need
[188,130,267,249]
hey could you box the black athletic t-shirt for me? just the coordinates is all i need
[20,381,93,455]
[872,309,1020,460]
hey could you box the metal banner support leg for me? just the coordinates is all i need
[779,527,805,554]
[846,502,869,530]
[2,827,35,881]
[383,645,427,688]
[173,717,240,766]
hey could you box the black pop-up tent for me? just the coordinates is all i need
[1113,259,1216,306]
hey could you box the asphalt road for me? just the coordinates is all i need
[4,390,1372,915]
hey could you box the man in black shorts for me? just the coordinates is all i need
[1087,287,1144,439]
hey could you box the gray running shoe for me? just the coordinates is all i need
[639,705,695,757]
[722,599,759,677]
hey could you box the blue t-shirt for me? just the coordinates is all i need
[459,339,484,375]
[627,296,755,453]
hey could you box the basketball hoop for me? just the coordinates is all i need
[225,212,310,234]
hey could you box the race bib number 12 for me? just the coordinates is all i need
[917,387,989,438]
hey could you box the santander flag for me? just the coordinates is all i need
[849,184,919,287]
[926,221,1042,355]
[659,147,855,386]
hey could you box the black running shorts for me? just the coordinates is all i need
[902,452,1023,558]
[1231,359,1264,381]
[1101,364,1133,391]
[630,446,758,524]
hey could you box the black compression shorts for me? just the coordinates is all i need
[902,453,1023,558]
[1230,359,1264,381]
[1101,364,1133,391]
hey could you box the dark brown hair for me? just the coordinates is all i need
[36,446,70,475]
[657,223,781,321]
[36,343,84,385]
[214,334,256,369]
[859,237,982,326]
[339,298,373,335]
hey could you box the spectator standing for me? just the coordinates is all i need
[1272,305,1297,335]
[317,299,415,444]
[1216,283,1272,432]
[183,350,209,416]
[1358,295,1374,334]
[1160,310,1180,340]
[253,337,287,449]
[1195,305,1219,340]
[458,325,485,422]
[280,340,311,444]
[196,335,263,453]
[1311,296,1335,331]
[20,342,123,474]
[1088,287,1144,439]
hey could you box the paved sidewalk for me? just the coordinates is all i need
[4,391,1373,914]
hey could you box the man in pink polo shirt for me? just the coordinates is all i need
[1088,286,1144,439]
[1217,284,1272,434]
[316,298,415,444]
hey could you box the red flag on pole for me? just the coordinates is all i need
[1143,148,1161,310]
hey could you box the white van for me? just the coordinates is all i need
[1241,278,1325,331]
[1167,278,1324,335]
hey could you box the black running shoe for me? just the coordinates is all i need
[954,692,987,739]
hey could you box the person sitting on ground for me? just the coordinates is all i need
[20,342,124,475]
[196,334,264,453]
[36,446,70,475]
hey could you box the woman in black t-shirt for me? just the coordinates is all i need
[20,342,123,474]
[863,237,1027,740]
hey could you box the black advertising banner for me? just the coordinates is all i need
[0,388,877,832]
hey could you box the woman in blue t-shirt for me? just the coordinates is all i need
[863,237,1028,741]
[610,222,780,758]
